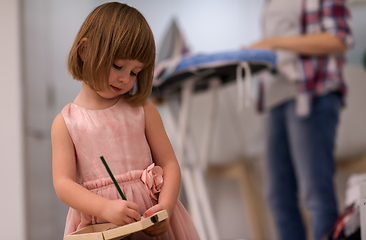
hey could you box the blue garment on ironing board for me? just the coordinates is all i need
[175,49,276,71]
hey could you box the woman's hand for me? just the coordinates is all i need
[101,199,141,226]
[248,38,276,50]
[142,204,170,237]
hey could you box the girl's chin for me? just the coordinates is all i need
[96,92,120,100]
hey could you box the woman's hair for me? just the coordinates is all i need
[68,2,156,104]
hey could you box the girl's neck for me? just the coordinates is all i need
[73,82,122,110]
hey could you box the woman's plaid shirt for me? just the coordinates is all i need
[298,0,354,101]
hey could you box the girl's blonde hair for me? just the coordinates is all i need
[68,2,156,104]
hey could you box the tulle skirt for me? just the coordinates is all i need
[64,167,200,240]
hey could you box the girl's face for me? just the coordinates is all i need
[97,59,144,99]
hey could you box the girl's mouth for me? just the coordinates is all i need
[111,85,121,92]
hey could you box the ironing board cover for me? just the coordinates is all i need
[152,49,276,96]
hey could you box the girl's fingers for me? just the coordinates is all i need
[143,203,164,218]
[121,200,140,221]
[122,217,135,225]
[143,219,169,236]
[122,211,139,224]
[126,200,139,211]
[127,208,141,222]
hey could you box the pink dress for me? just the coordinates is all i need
[61,98,200,240]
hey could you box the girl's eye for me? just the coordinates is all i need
[130,72,137,76]
[113,64,122,70]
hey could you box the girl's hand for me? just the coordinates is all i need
[142,204,170,237]
[101,199,141,226]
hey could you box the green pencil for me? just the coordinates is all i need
[100,156,127,200]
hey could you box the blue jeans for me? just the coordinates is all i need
[265,92,341,240]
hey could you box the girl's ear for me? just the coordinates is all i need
[78,38,88,62]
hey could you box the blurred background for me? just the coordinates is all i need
[1,0,366,239]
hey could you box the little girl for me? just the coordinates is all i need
[51,2,200,239]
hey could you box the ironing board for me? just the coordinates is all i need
[152,49,276,240]
[153,49,275,96]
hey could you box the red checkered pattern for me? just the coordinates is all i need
[299,0,354,99]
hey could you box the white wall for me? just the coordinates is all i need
[121,0,264,54]
[0,0,25,239]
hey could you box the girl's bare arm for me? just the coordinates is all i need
[143,101,181,217]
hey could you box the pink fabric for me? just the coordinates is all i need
[61,99,200,240]
[141,164,164,200]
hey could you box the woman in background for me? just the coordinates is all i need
[249,0,353,239]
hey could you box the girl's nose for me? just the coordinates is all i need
[118,74,129,83]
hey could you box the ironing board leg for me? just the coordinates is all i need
[176,79,194,165]
[165,99,207,240]
[199,78,220,168]
[194,168,220,240]
[166,77,221,240]
[195,79,220,240]
[182,168,208,240]
[177,79,207,240]
[207,162,267,240]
